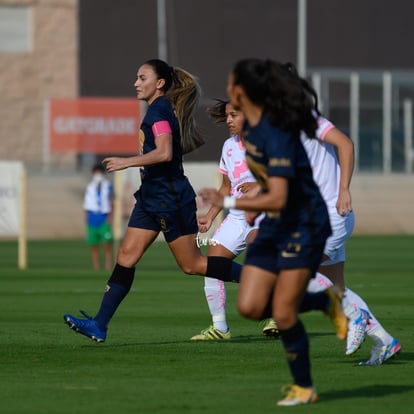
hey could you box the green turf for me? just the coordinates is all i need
[0,236,413,413]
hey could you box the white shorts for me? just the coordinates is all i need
[211,213,260,256]
[321,209,355,266]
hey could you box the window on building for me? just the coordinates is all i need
[0,5,31,53]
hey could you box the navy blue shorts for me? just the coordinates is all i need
[128,198,198,243]
[245,218,327,276]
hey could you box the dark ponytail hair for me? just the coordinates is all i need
[206,99,228,125]
[232,58,318,138]
[281,62,320,117]
[144,59,204,153]
[144,59,174,92]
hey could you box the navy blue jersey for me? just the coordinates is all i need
[137,96,196,211]
[244,117,331,243]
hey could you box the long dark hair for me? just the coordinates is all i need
[231,58,318,137]
[206,98,228,125]
[144,59,205,154]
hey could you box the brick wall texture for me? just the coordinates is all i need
[0,0,78,167]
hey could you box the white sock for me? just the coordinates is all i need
[204,277,228,333]
[307,272,333,293]
[308,273,394,345]
[307,274,360,322]
[344,288,393,345]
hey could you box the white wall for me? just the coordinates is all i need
[21,165,414,239]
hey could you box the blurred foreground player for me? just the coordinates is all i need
[199,58,347,406]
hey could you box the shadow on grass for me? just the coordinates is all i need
[344,350,411,366]
[308,331,336,338]
[213,334,280,344]
[392,351,413,362]
[321,384,414,401]
[72,334,282,349]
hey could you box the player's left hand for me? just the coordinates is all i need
[198,216,213,233]
[102,157,128,172]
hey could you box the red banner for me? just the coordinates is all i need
[49,98,142,154]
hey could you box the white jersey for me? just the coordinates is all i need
[219,134,257,217]
[301,115,355,264]
[300,116,339,208]
[83,179,113,214]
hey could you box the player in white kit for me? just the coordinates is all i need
[191,100,265,340]
[301,110,401,365]
[192,90,400,365]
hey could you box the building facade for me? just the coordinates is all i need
[1,0,414,167]
[0,0,78,167]
[1,0,414,238]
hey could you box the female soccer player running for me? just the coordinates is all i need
[200,58,347,406]
[63,59,242,342]
[191,100,264,340]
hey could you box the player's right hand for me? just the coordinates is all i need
[198,216,212,233]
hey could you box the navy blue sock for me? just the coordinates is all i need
[230,261,242,282]
[94,263,135,330]
[206,257,241,282]
[299,291,329,313]
[279,320,312,388]
[261,303,273,319]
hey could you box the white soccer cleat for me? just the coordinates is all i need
[345,308,370,355]
[359,338,401,366]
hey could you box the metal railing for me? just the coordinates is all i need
[310,68,414,174]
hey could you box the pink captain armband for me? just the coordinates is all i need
[152,120,172,137]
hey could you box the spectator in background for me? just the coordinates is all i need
[83,164,114,270]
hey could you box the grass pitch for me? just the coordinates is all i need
[0,236,413,413]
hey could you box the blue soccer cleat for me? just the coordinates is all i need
[63,310,107,343]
